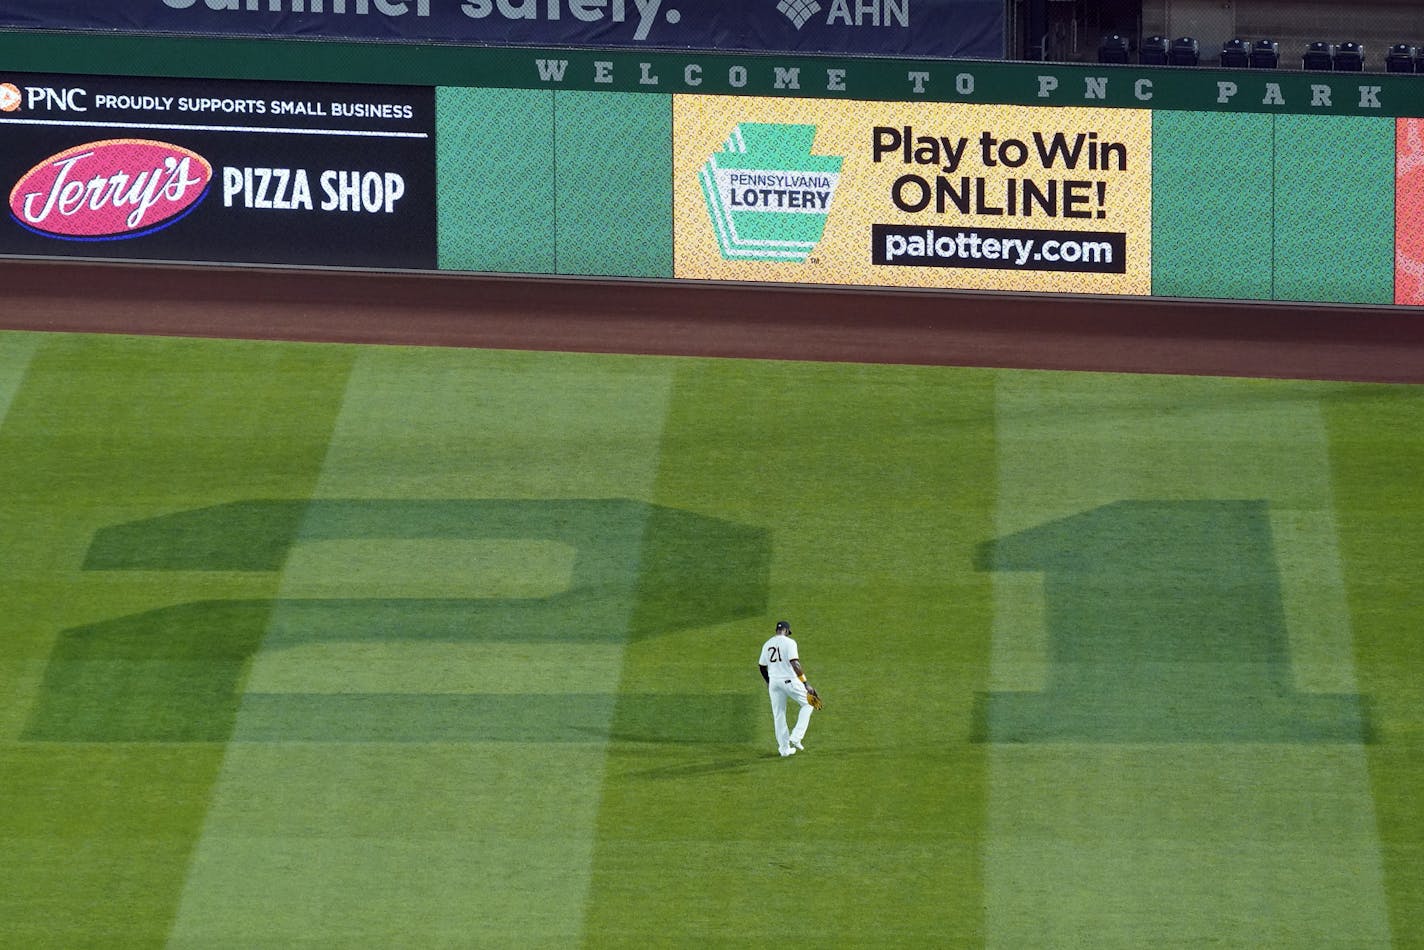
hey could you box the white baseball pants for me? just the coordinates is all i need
[767,677,813,754]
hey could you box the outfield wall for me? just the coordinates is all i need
[3,33,1424,306]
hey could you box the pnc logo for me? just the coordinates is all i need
[9,139,212,241]
[0,82,21,113]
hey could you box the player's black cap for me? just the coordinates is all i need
[774,620,791,633]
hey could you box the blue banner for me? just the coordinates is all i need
[0,0,1003,59]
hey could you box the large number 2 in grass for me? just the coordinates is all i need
[24,498,770,743]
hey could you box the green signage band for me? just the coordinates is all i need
[3,29,1424,119]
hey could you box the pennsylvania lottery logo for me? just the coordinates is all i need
[699,122,842,263]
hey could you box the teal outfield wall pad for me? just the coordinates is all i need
[1272,115,1395,305]
[436,87,557,275]
[1151,112,1398,306]
[1152,112,1275,302]
[435,88,671,277]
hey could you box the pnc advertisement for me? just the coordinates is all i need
[0,73,436,268]
[673,96,1153,296]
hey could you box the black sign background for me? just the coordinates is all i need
[871,224,1129,274]
[0,73,437,269]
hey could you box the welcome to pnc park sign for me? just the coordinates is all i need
[0,29,1422,118]
[527,52,1421,117]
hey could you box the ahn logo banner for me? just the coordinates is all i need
[775,0,911,31]
[9,139,212,241]
[698,122,842,262]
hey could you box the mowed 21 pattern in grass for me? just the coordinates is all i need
[0,329,1420,948]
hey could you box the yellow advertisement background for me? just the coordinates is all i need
[674,96,1153,295]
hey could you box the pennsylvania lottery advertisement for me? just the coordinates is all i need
[673,96,1153,296]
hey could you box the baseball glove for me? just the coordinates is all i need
[807,687,824,710]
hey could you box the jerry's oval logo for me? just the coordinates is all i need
[9,139,212,241]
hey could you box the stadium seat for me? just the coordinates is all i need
[1386,43,1417,73]
[1169,36,1201,66]
[1098,34,1131,64]
[1220,38,1250,68]
[1333,41,1365,71]
[1140,35,1169,65]
[1302,42,1336,70]
[1249,39,1280,68]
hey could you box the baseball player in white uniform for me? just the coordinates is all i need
[758,620,818,757]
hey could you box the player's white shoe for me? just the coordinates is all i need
[790,738,804,751]
[779,748,796,757]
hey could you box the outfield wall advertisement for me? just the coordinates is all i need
[2,60,1421,306]
[674,98,1152,296]
[0,73,435,268]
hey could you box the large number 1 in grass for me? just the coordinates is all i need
[973,499,1367,744]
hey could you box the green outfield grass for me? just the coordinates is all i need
[0,329,1421,948]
